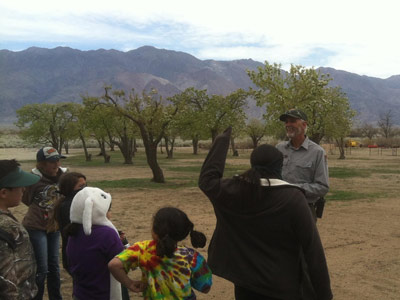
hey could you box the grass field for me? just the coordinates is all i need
[1,145,399,300]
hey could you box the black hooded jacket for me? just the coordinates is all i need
[198,127,332,300]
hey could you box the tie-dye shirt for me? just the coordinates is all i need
[116,240,212,299]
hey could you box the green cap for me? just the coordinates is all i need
[0,167,40,188]
[279,109,308,121]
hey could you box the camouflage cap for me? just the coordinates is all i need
[279,109,308,121]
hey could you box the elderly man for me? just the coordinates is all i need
[276,109,329,220]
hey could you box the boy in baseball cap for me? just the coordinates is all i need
[36,147,66,162]
[0,159,40,299]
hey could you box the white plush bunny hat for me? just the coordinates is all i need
[69,187,122,300]
[70,187,118,235]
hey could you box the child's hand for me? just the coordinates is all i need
[118,230,129,246]
[127,280,147,293]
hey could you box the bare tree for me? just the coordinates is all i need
[378,110,394,139]
[360,123,378,141]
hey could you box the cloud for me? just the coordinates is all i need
[1,0,400,78]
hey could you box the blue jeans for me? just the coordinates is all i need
[27,229,62,300]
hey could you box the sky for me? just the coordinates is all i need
[1,0,399,79]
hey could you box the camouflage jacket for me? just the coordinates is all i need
[22,167,66,232]
[0,210,37,300]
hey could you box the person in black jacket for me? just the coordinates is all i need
[198,127,332,300]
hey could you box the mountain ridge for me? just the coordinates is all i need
[1,46,399,125]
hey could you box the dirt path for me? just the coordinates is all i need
[3,148,399,299]
[10,189,399,300]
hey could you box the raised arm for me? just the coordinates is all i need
[198,127,232,200]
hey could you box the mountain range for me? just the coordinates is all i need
[1,46,400,125]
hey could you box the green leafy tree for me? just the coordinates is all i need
[71,102,93,162]
[204,89,248,142]
[16,103,77,153]
[162,118,179,159]
[245,118,267,148]
[83,98,118,163]
[248,62,354,145]
[230,120,246,156]
[83,97,140,164]
[173,88,209,154]
[102,87,185,183]
[322,87,355,159]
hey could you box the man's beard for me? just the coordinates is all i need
[286,126,301,138]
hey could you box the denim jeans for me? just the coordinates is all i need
[27,229,62,300]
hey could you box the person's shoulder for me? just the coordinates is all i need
[278,184,304,194]
[177,245,195,255]
[91,225,119,238]
[306,138,325,152]
[276,141,288,149]
[127,240,155,253]
[275,184,306,202]
[0,214,21,242]
[176,246,204,263]
[0,212,18,228]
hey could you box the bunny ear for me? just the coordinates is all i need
[82,196,93,235]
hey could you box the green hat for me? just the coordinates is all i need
[0,167,40,189]
[279,109,308,121]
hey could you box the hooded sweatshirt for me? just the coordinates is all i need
[22,167,67,231]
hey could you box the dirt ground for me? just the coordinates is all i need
[2,147,400,299]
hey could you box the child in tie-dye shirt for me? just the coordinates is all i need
[108,207,212,300]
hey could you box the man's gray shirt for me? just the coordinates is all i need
[276,136,329,204]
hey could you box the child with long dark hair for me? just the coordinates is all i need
[108,207,212,299]
[54,172,87,273]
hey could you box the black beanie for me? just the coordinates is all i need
[250,144,283,179]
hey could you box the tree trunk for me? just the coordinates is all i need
[49,126,60,152]
[251,136,258,149]
[79,133,91,162]
[118,136,134,164]
[98,138,110,163]
[146,142,165,183]
[107,132,115,151]
[159,140,164,154]
[309,133,323,145]
[133,138,137,153]
[58,137,65,155]
[336,137,346,159]
[211,129,218,143]
[192,137,199,155]
[164,136,174,159]
[138,125,165,183]
[231,137,239,156]
[64,141,69,154]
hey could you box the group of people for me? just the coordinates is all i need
[0,108,332,300]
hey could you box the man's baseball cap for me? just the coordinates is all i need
[279,109,308,121]
[36,147,66,162]
[0,167,40,188]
